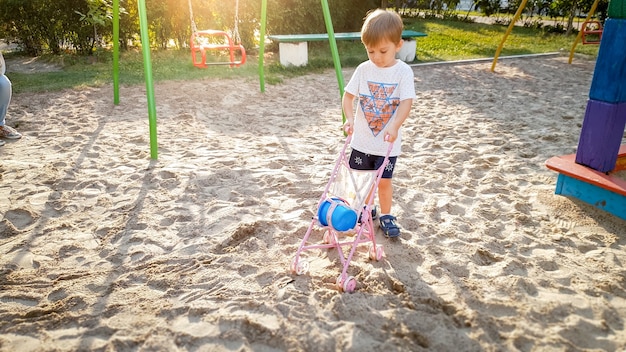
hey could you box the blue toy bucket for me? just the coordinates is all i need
[317,197,358,232]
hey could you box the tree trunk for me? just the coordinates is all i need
[566,4,577,35]
[464,3,475,20]
[381,0,388,8]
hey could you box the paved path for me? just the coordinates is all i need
[467,15,588,30]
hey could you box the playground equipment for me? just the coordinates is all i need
[580,20,604,44]
[546,0,626,221]
[188,0,246,68]
[110,0,247,159]
[189,29,246,68]
[546,147,626,220]
[112,0,158,159]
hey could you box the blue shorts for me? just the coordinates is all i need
[348,149,397,179]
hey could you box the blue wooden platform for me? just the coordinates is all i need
[546,145,626,220]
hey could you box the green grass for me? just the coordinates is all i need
[6,17,599,94]
[7,49,260,94]
[406,18,598,61]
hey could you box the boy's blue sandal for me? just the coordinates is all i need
[379,215,400,238]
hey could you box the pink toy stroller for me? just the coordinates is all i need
[290,134,392,293]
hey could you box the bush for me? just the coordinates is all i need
[265,0,378,35]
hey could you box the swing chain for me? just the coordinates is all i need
[233,0,241,44]
[188,0,197,34]
[189,0,240,45]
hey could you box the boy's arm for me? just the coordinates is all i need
[385,98,413,143]
[342,92,356,134]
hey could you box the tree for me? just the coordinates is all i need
[75,0,113,53]
[548,0,607,35]
[474,0,503,16]
[265,0,378,36]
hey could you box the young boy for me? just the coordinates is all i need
[342,9,415,238]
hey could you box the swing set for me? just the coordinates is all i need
[187,0,246,68]
[111,0,355,160]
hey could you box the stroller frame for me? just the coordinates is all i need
[290,135,393,292]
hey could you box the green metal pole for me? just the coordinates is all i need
[320,0,346,124]
[259,0,267,93]
[321,0,344,96]
[112,0,120,105]
[137,0,158,160]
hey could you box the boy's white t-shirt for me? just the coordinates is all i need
[345,59,415,157]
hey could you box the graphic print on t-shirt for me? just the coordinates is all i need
[359,81,400,137]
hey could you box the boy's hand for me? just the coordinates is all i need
[384,127,399,143]
[383,98,412,143]
[343,120,354,135]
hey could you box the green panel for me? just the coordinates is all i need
[609,0,626,19]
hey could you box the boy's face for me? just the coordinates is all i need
[364,39,403,68]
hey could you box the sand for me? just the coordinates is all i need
[1,55,626,351]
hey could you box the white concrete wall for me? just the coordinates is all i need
[279,42,308,67]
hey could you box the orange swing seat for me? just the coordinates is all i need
[190,29,246,68]
[581,20,603,45]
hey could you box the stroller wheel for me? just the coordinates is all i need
[336,275,357,293]
[323,230,337,245]
[291,257,309,275]
[344,277,357,293]
[369,244,385,261]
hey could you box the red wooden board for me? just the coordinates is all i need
[546,145,626,196]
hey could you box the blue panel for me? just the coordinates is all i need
[589,18,626,103]
[554,174,626,220]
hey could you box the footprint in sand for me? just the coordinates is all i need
[0,219,21,238]
[3,208,37,231]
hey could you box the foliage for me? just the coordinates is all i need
[265,0,378,35]
[75,0,114,53]
[0,0,111,55]
[474,0,504,16]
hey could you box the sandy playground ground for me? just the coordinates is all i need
[1,55,626,351]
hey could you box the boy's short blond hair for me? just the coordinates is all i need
[361,9,403,47]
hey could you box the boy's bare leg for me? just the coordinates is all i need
[377,178,393,215]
